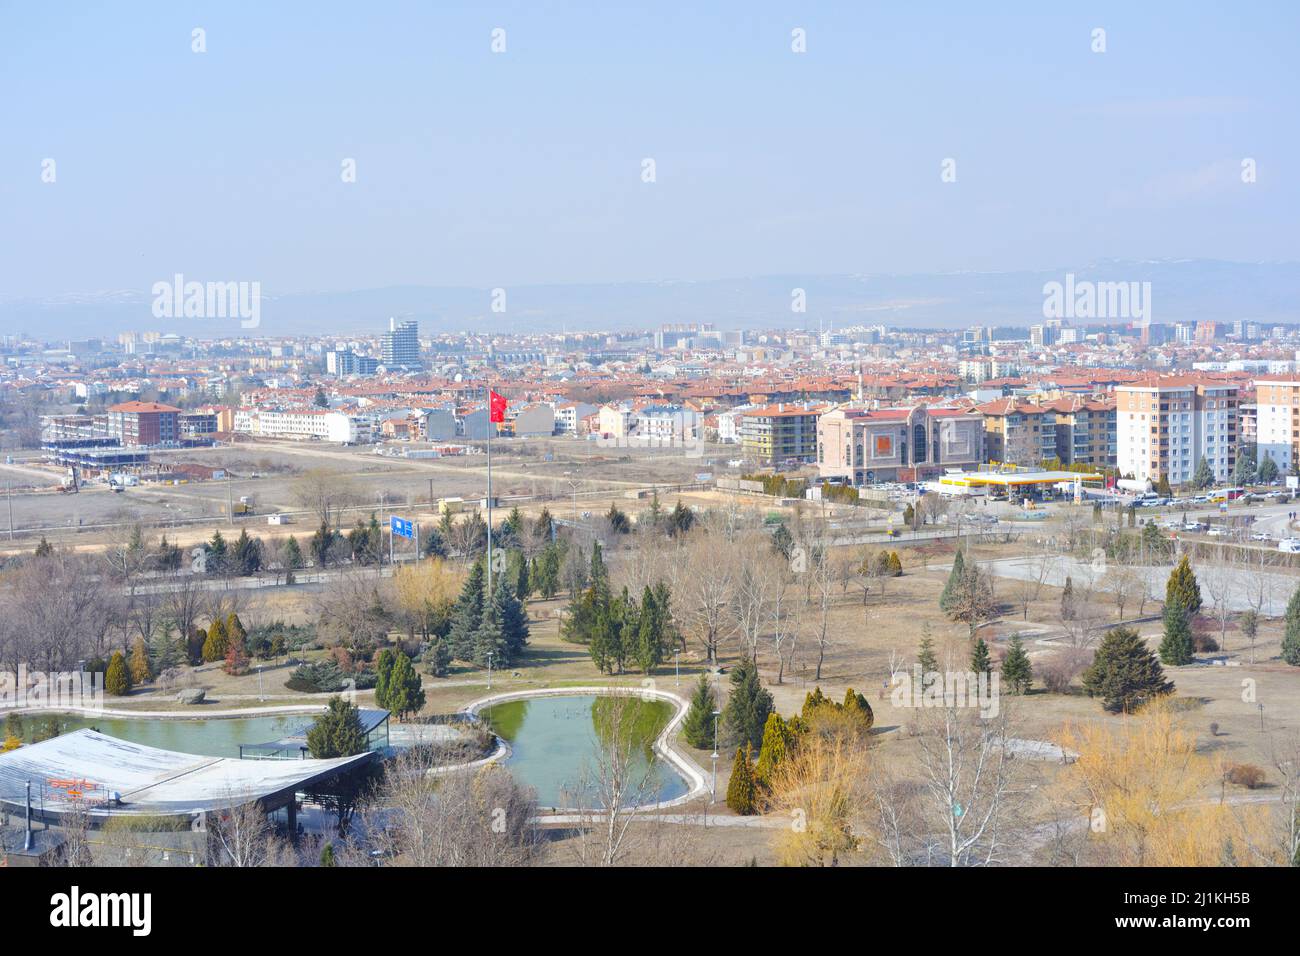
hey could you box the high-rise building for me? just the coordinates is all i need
[1116,378,1238,486]
[381,318,421,368]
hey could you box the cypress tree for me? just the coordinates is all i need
[1082,625,1174,713]
[1159,595,1196,666]
[754,712,792,787]
[842,688,874,731]
[940,549,965,612]
[384,652,425,720]
[1165,555,1202,615]
[374,648,397,709]
[1061,576,1076,621]
[105,650,130,696]
[128,637,151,685]
[1282,584,1300,666]
[634,585,665,674]
[970,637,993,676]
[726,746,758,815]
[681,675,717,749]
[1001,633,1033,694]
[202,617,228,663]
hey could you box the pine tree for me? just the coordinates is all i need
[492,575,530,660]
[681,675,717,749]
[1082,625,1174,713]
[970,637,993,676]
[207,529,228,574]
[506,549,530,601]
[754,712,792,787]
[1257,455,1279,484]
[307,696,367,758]
[1193,455,1214,490]
[472,604,507,669]
[105,650,130,696]
[1165,555,1202,615]
[423,638,452,677]
[34,536,53,558]
[916,623,938,673]
[940,549,965,612]
[721,657,774,751]
[1001,633,1033,694]
[1159,595,1196,666]
[1157,474,1173,498]
[128,637,151,685]
[284,535,304,570]
[1281,584,1300,666]
[726,746,758,815]
[448,558,486,661]
[374,648,397,709]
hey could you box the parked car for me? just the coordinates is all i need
[1251,531,1272,541]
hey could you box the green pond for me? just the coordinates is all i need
[481,695,688,808]
[8,713,303,758]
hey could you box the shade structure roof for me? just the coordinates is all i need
[0,730,374,818]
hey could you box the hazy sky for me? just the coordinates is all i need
[1,1,1296,299]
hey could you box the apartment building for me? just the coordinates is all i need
[740,404,823,465]
[1254,379,1300,472]
[976,398,1059,467]
[1048,395,1117,468]
[233,409,372,444]
[107,401,181,447]
[817,406,984,484]
[1116,378,1238,485]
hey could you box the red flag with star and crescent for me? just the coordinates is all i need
[489,389,508,423]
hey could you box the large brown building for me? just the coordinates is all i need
[107,401,181,447]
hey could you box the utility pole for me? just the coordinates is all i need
[227,473,234,526]
[6,481,13,540]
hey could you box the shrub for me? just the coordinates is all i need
[1224,764,1266,789]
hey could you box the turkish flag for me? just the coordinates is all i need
[489,389,507,423]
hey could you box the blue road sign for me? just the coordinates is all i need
[390,515,414,539]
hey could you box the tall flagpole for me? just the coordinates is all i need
[486,385,493,598]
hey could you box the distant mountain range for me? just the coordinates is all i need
[2,259,1297,342]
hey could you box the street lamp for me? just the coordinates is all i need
[710,709,721,804]
[257,665,264,703]
[674,649,680,688]
[487,651,494,690]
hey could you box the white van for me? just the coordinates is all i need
[1279,538,1300,554]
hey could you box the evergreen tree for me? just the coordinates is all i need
[681,675,717,749]
[128,637,151,685]
[307,696,367,758]
[1156,474,1173,498]
[232,528,263,574]
[1257,454,1279,484]
[605,504,631,534]
[374,648,397,708]
[320,843,336,867]
[207,529,228,574]
[284,535,304,570]
[310,520,337,566]
[970,637,993,676]
[422,638,452,677]
[721,657,774,751]
[472,604,507,669]
[34,536,53,558]
[225,613,247,647]
[917,629,938,675]
[770,522,794,559]
[1192,455,1214,490]
[589,541,609,595]
[384,652,426,720]
[1159,595,1196,666]
[888,551,903,576]
[842,688,875,732]
[1001,633,1033,694]
[726,746,758,815]
[668,501,695,536]
[633,585,665,674]
[1061,576,1076,621]
[1165,554,1203,615]
[505,548,530,601]
[754,712,792,787]
[1082,626,1174,713]
[202,617,229,663]
[939,549,966,612]
[492,575,530,660]
[105,650,130,696]
[447,558,487,660]
[223,631,250,676]
[1281,584,1300,666]
[1234,444,1257,485]
[535,506,554,543]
